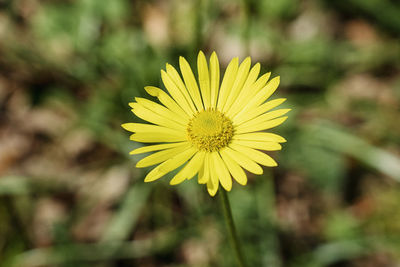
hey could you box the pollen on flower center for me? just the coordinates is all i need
[187,109,234,152]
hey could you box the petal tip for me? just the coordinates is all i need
[144,86,161,97]
[224,185,232,192]
[244,56,251,63]
[121,123,131,131]
[169,180,178,185]
[208,189,218,197]
[135,161,144,168]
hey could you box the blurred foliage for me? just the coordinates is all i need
[0,0,400,266]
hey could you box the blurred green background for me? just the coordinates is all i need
[1,0,400,266]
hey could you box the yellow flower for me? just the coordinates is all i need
[122,51,289,196]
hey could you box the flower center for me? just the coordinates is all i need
[187,109,234,152]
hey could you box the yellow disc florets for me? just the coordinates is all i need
[187,109,234,152]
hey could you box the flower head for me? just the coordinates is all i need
[122,51,289,196]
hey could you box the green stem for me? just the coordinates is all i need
[193,0,203,52]
[242,0,252,55]
[219,189,247,267]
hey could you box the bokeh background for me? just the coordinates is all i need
[1,0,400,266]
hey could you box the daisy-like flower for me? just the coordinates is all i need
[122,51,289,196]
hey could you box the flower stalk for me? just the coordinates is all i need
[219,189,247,267]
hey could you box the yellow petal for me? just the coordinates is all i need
[220,150,247,185]
[233,132,286,143]
[130,132,186,143]
[197,51,211,109]
[198,153,210,184]
[207,156,219,196]
[235,109,290,132]
[235,116,288,134]
[179,56,204,111]
[170,151,205,185]
[222,57,251,113]
[144,147,197,182]
[130,102,185,130]
[186,151,206,180]
[207,178,218,197]
[122,123,183,135]
[136,143,190,168]
[209,52,220,108]
[226,63,260,117]
[228,72,271,118]
[217,57,239,110]
[134,97,188,126]
[229,143,277,167]
[198,165,204,183]
[237,108,290,128]
[165,64,197,113]
[161,70,195,116]
[222,147,263,175]
[233,98,286,125]
[211,152,232,191]
[144,86,189,119]
[129,142,186,155]
[231,140,281,151]
[240,76,280,113]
